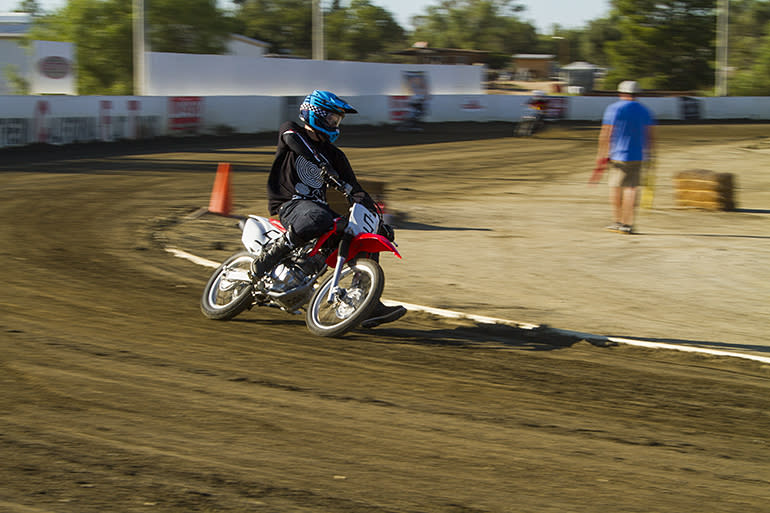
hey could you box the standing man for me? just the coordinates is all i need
[593,80,656,234]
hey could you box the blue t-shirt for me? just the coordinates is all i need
[602,100,655,162]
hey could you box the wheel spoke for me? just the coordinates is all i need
[209,257,252,308]
[201,252,255,320]
[305,258,385,337]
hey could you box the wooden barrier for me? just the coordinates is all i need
[674,169,736,210]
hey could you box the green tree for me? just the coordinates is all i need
[730,31,770,95]
[14,0,41,15]
[3,64,30,94]
[146,0,231,55]
[579,17,622,67]
[326,0,406,61]
[28,0,232,95]
[231,0,312,57]
[604,0,715,91]
[409,0,536,68]
[232,0,405,61]
[727,0,770,95]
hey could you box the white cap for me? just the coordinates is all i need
[618,80,641,94]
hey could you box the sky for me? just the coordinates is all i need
[1,0,611,34]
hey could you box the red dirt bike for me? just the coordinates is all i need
[200,171,401,337]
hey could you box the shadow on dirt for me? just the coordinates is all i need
[733,208,770,214]
[227,312,591,352]
[0,156,270,175]
[230,317,307,329]
[229,311,768,359]
[5,120,770,166]
[395,220,493,232]
[357,323,598,352]
[0,122,520,167]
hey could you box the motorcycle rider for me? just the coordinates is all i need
[254,90,406,328]
[527,90,548,112]
[524,90,548,126]
[397,93,426,132]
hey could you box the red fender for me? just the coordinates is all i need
[309,217,347,260]
[322,233,401,267]
[268,218,286,232]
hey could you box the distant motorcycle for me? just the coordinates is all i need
[396,95,426,132]
[515,105,546,137]
[200,169,401,337]
[515,92,550,137]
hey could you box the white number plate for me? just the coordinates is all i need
[347,203,379,236]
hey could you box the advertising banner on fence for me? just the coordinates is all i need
[679,96,702,121]
[168,96,203,132]
[31,41,76,95]
[461,97,486,111]
[99,100,112,141]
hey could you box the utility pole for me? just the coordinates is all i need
[133,0,145,95]
[312,0,325,60]
[552,36,567,66]
[716,0,729,96]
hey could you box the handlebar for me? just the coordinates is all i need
[320,164,353,196]
[319,164,387,222]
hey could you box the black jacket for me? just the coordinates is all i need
[267,121,366,216]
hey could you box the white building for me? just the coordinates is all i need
[226,34,269,58]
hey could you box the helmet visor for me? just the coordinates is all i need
[325,111,344,128]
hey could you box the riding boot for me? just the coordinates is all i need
[251,233,293,277]
[361,301,407,329]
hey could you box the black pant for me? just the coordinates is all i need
[278,199,340,245]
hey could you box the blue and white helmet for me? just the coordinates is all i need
[299,90,357,143]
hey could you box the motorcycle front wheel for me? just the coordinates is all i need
[305,258,384,337]
[200,251,255,321]
[516,117,535,137]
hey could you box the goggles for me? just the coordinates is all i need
[325,111,344,128]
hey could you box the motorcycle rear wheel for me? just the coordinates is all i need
[200,251,255,321]
[305,258,384,337]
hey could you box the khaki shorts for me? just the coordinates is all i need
[609,161,642,188]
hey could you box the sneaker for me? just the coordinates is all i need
[361,302,407,329]
[605,222,623,232]
[618,224,634,234]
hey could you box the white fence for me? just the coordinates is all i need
[146,52,485,97]
[1,93,769,149]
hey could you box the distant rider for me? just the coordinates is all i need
[526,90,548,114]
[255,90,406,328]
[525,90,548,125]
[406,93,426,129]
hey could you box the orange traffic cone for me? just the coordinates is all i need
[208,162,233,216]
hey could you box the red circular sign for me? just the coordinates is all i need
[38,56,71,79]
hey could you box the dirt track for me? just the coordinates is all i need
[1,123,769,512]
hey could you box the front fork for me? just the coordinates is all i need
[326,234,352,304]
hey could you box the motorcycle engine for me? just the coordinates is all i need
[257,246,327,313]
[269,264,305,291]
[265,263,315,313]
